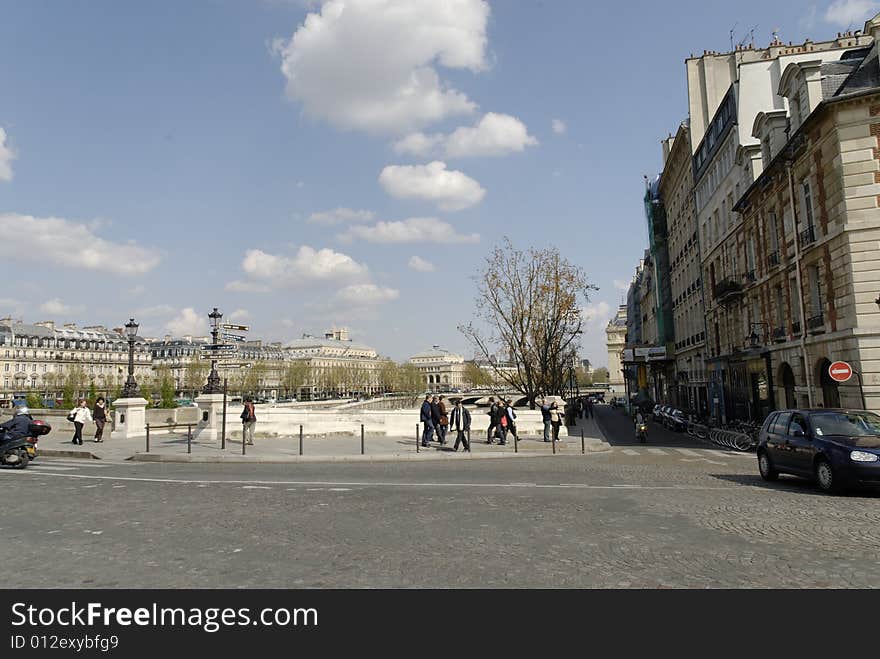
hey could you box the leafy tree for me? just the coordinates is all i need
[183,360,211,398]
[592,367,609,383]
[26,392,43,409]
[395,363,424,394]
[464,361,494,388]
[87,381,98,407]
[281,360,310,398]
[460,238,597,408]
[155,366,178,408]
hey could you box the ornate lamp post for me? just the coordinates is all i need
[202,307,223,394]
[120,318,140,398]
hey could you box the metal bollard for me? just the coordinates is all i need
[467,429,471,453]
[242,424,246,455]
[187,424,192,454]
[416,424,420,453]
[581,428,585,455]
[552,434,556,454]
[361,424,365,455]
[299,425,303,456]
[514,431,518,453]
[145,423,150,453]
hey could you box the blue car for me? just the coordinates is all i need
[757,409,880,493]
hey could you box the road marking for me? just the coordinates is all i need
[36,460,110,468]
[646,448,667,455]
[241,485,271,490]
[674,448,701,457]
[620,449,640,456]
[30,465,78,471]
[9,471,732,491]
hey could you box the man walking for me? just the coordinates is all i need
[486,397,498,444]
[540,398,552,442]
[449,400,471,452]
[420,395,434,447]
[437,395,449,445]
[505,399,517,443]
[92,396,108,443]
[430,395,442,443]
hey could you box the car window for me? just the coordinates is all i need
[788,413,807,436]
[811,411,880,438]
[763,413,778,433]
[772,412,791,434]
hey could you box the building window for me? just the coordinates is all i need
[808,265,822,317]
[802,180,815,229]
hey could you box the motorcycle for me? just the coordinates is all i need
[636,422,648,444]
[0,420,51,468]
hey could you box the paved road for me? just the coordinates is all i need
[595,403,703,448]
[4,436,880,588]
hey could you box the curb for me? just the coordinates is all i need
[37,449,101,460]
[126,445,610,464]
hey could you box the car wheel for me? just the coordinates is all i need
[757,451,778,481]
[815,458,839,494]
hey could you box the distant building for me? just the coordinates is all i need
[409,346,465,392]
[605,306,627,393]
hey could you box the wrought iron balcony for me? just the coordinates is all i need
[807,313,825,331]
[791,321,801,335]
[772,327,787,342]
[745,270,757,283]
[799,225,816,248]
[713,278,743,303]
[768,251,780,267]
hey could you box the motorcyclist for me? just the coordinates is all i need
[633,409,646,436]
[0,406,34,444]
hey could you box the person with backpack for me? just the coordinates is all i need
[497,402,509,445]
[240,396,257,445]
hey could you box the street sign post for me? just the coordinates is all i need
[221,324,250,332]
[221,333,246,342]
[828,361,853,383]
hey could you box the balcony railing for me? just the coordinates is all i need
[799,225,816,248]
[772,327,787,342]
[768,251,780,267]
[713,278,743,302]
[791,321,801,335]
[807,313,825,331]
[745,270,757,283]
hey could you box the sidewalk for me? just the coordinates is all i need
[36,414,610,463]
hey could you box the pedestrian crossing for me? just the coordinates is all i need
[612,447,753,460]
[30,458,114,471]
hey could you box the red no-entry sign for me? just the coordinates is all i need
[828,361,853,383]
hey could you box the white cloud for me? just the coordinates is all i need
[583,301,611,327]
[0,127,15,182]
[166,308,208,337]
[39,299,83,316]
[229,245,368,291]
[378,161,485,211]
[394,113,537,159]
[0,213,161,275]
[229,309,250,321]
[340,217,479,244]
[274,0,489,134]
[408,255,436,272]
[824,0,879,25]
[613,279,630,292]
[551,119,567,135]
[306,207,376,225]
[134,304,175,318]
[335,284,399,305]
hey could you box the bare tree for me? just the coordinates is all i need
[459,238,596,408]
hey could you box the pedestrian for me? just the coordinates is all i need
[92,396,108,443]
[578,397,584,419]
[540,398,552,442]
[240,396,256,445]
[420,394,434,447]
[505,399,517,443]
[437,395,449,445]
[550,401,562,442]
[69,398,92,446]
[450,400,471,452]
[430,395,442,443]
[586,398,594,419]
[486,396,498,444]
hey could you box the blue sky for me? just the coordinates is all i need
[0,0,875,364]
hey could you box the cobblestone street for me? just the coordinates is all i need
[4,406,879,588]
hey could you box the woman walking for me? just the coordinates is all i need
[550,401,562,443]
[505,399,518,443]
[70,399,92,445]
[240,397,257,445]
[92,396,108,443]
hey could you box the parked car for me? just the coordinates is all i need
[757,408,880,493]
[667,408,687,432]
[652,404,663,421]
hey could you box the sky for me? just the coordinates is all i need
[1,0,877,365]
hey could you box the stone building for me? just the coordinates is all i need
[0,318,151,407]
[287,330,387,399]
[409,346,466,392]
[730,23,880,415]
[660,121,709,413]
[605,305,627,393]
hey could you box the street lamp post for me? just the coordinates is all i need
[202,307,223,394]
[120,318,140,398]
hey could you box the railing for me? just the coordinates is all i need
[713,278,743,301]
[768,251,780,267]
[745,270,757,283]
[807,313,825,331]
[772,327,787,342]
[791,321,801,335]
[799,225,816,248]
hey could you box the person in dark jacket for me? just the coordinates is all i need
[540,398,552,442]
[92,397,108,443]
[430,395,442,443]
[486,397,498,444]
[420,395,434,447]
[449,400,471,452]
[437,395,449,445]
[0,407,33,443]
